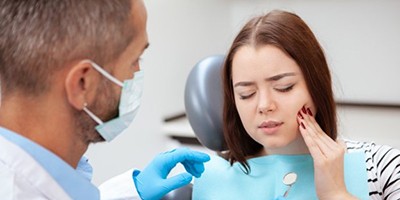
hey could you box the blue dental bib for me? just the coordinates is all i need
[193,152,369,200]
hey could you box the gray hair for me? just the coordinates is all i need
[0,0,135,96]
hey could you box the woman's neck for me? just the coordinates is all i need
[261,136,310,156]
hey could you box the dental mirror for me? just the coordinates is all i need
[282,172,297,197]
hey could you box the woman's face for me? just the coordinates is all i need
[231,45,315,155]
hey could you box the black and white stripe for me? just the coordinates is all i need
[345,140,400,200]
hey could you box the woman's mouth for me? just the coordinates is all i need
[258,121,284,135]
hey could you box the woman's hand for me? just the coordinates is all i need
[297,106,357,200]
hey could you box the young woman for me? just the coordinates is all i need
[193,10,400,200]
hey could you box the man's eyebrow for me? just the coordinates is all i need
[144,42,150,50]
[233,72,296,88]
[137,43,149,57]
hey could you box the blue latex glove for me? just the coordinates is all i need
[132,148,210,200]
[275,196,287,200]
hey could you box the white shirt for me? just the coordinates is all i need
[0,127,100,200]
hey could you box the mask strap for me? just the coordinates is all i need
[82,60,124,87]
[82,103,104,125]
[0,78,2,108]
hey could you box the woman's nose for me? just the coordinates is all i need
[257,92,276,114]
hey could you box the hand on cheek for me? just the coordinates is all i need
[296,106,356,200]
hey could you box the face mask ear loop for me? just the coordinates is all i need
[0,78,2,109]
[82,103,104,125]
[81,60,124,87]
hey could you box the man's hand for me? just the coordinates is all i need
[132,148,210,200]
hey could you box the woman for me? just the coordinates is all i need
[193,10,399,200]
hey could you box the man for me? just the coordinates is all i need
[0,0,209,199]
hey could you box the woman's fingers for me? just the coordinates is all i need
[298,107,350,199]
[298,121,325,160]
[298,111,330,155]
[305,109,338,148]
[297,107,341,158]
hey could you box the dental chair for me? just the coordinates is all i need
[184,55,226,152]
[162,55,226,200]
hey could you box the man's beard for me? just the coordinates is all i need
[74,78,120,145]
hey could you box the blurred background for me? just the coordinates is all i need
[85,0,400,185]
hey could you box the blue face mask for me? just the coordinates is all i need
[82,60,143,142]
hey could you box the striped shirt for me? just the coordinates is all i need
[345,140,400,200]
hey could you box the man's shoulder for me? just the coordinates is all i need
[0,160,16,199]
[0,136,69,199]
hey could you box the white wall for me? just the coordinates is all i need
[86,0,400,185]
[338,105,400,149]
[229,0,400,105]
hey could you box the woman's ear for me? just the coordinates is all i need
[64,61,99,110]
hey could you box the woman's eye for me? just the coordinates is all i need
[276,84,294,92]
[239,93,255,100]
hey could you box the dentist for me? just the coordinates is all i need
[0,0,209,199]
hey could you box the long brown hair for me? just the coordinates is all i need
[222,10,337,173]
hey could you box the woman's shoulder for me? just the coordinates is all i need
[195,154,252,184]
[193,154,236,198]
[344,139,400,168]
[200,154,244,178]
[344,139,376,152]
[344,139,400,158]
[203,154,231,170]
[344,139,400,199]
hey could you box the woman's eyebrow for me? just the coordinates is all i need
[234,81,254,88]
[265,72,296,81]
[234,72,296,88]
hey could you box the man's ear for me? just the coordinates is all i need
[65,61,99,110]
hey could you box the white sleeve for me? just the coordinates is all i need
[99,168,141,200]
